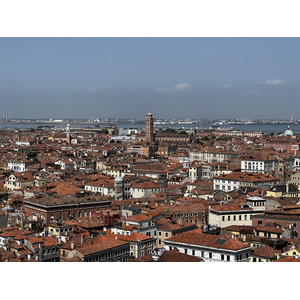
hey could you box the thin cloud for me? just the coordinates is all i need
[265,79,283,85]
[88,88,96,93]
[249,89,256,94]
[174,83,192,90]
[222,83,232,89]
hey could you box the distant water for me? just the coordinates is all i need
[0,122,298,134]
[117,122,300,134]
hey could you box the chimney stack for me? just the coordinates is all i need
[81,234,86,244]
[178,218,183,226]
[71,241,75,249]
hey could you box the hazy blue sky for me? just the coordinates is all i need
[1,37,300,120]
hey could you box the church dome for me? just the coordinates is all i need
[284,126,293,136]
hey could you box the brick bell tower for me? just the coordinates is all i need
[145,112,154,143]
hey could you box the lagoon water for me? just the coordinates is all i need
[0,121,298,134]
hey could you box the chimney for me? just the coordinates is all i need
[20,214,24,230]
[81,234,86,244]
[178,218,183,226]
[71,241,75,249]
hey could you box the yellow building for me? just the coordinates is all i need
[266,183,300,198]
[48,223,73,237]
[281,244,300,257]
[254,225,283,239]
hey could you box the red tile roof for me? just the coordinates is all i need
[166,229,250,251]
[251,245,276,259]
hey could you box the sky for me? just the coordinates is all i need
[1,37,300,120]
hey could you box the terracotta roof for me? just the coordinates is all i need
[77,236,129,256]
[166,229,250,251]
[50,182,82,196]
[28,236,60,247]
[210,199,253,212]
[130,248,203,262]
[106,231,152,242]
[24,194,111,207]
[274,256,300,262]
[251,245,276,259]
[214,172,278,182]
[158,248,203,262]
[126,214,152,222]
[254,225,283,234]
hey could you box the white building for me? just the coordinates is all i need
[130,181,164,198]
[213,172,279,192]
[124,214,158,240]
[7,161,26,172]
[164,229,251,262]
[208,198,265,228]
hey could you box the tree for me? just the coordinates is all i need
[201,136,210,141]
[163,128,176,134]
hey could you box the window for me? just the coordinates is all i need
[209,253,212,259]
[165,233,169,237]
[221,254,224,261]
[239,215,242,221]
[222,216,225,221]
[158,232,161,236]
[258,221,262,225]
[227,255,230,261]
[192,250,195,256]
[228,216,230,221]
